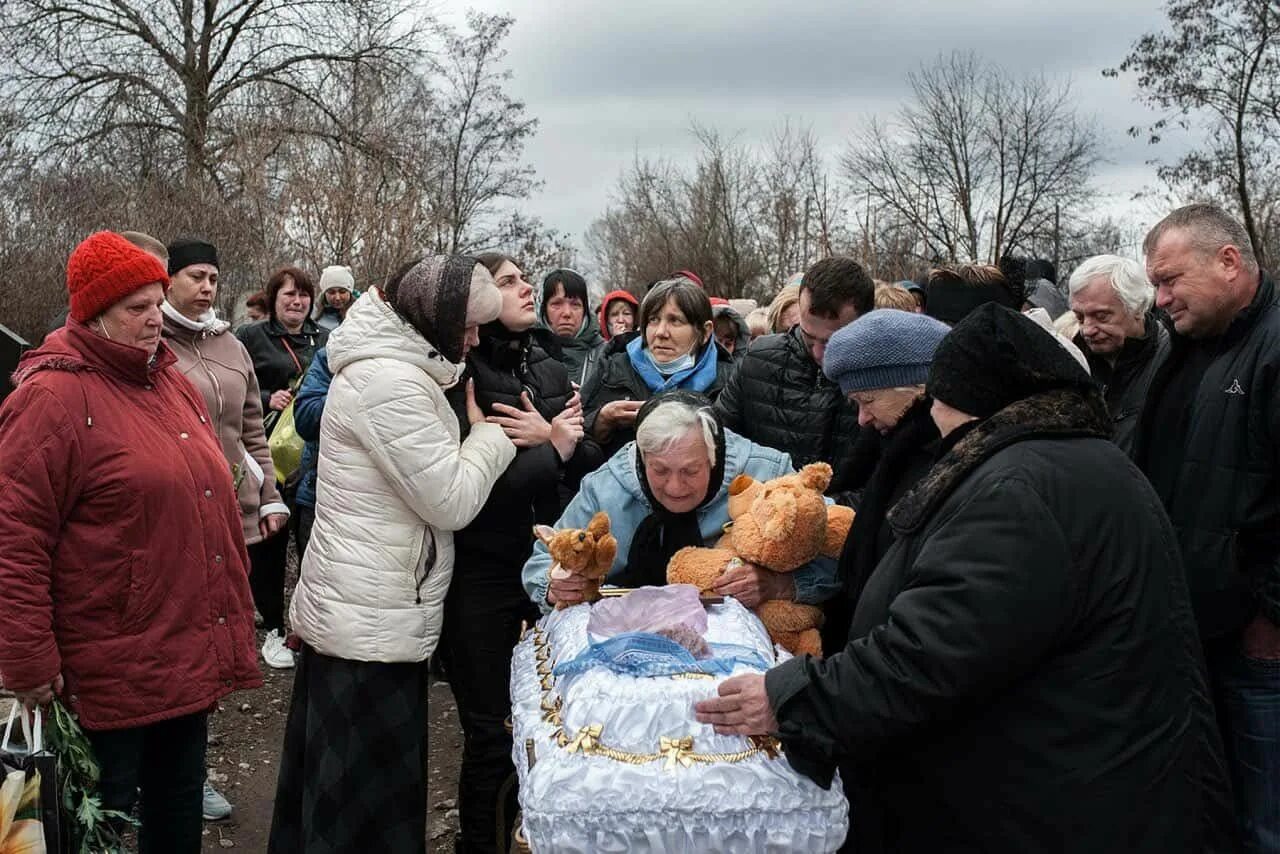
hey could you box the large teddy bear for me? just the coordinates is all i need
[667,463,853,657]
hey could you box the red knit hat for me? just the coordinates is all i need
[66,231,170,323]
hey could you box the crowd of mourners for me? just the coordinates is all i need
[0,201,1276,854]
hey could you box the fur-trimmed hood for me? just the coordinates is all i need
[890,387,1112,535]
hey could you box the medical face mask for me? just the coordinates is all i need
[644,346,696,376]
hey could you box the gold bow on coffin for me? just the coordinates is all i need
[660,736,695,771]
[540,696,563,726]
[566,724,603,754]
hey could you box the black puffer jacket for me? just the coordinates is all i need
[448,328,602,570]
[767,388,1233,854]
[235,318,328,415]
[1134,273,1280,635]
[581,333,733,461]
[714,328,860,485]
[1076,312,1170,456]
[820,398,939,656]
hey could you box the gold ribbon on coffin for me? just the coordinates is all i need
[660,736,695,771]
[540,695,563,726]
[566,724,603,754]
[528,621,782,768]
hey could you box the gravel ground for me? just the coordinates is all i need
[4,536,468,853]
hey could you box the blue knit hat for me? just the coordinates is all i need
[822,309,952,394]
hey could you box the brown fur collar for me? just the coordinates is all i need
[889,387,1112,535]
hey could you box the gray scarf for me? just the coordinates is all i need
[383,255,478,364]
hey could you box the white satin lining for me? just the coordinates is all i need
[511,599,849,852]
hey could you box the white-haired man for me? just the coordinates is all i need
[1134,203,1280,852]
[1067,254,1170,455]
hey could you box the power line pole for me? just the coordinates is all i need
[1053,203,1061,276]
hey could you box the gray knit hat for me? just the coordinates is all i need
[823,309,952,393]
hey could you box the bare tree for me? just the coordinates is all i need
[751,122,851,287]
[424,11,541,254]
[0,0,424,188]
[844,51,1102,264]
[1108,0,1280,266]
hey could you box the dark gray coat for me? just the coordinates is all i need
[1077,312,1170,455]
[767,388,1234,854]
[713,328,860,484]
[1134,274,1280,635]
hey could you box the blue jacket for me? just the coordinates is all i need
[522,428,841,611]
[293,348,332,509]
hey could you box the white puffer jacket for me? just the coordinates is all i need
[289,290,516,662]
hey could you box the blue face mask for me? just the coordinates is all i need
[643,346,696,376]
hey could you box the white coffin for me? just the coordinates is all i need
[510,598,848,853]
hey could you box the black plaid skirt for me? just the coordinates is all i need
[268,644,429,854]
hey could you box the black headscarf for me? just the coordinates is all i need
[614,391,727,588]
[928,303,1096,418]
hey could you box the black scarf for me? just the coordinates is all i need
[614,392,727,588]
[821,397,939,655]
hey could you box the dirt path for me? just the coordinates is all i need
[427,676,464,851]
[196,657,292,853]
[188,654,463,853]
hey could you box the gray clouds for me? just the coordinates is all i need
[450,0,1174,250]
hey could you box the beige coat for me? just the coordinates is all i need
[162,303,287,545]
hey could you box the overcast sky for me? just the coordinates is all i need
[445,0,1179,259]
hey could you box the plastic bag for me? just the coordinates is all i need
[1,702,58,854]
[268,401,304,485]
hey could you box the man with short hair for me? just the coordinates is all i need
[1067,254,1170,455]
[1135,203,1280,851]
[714,257,873,484]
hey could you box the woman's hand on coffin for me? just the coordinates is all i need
[712,562,795,608]
[694,674,778,736]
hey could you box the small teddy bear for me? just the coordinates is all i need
[534,512,618,610]
[668,463,853,657]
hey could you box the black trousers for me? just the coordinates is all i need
[292,504,316,568]
[438,570,540,854]
[248,528,290,633]
[86,712,208,854]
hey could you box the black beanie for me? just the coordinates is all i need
[928,303,1094,418]
[166,239,219,275]
[925,275,1022,326]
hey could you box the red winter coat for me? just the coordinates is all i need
[0,321,261,730]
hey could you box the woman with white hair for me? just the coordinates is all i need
[522,391,839,610]
[1067,254,1169,455]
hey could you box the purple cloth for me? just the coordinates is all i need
[587,584,708,639]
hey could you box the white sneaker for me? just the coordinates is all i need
[202,780,232,821]
[261,630,295,670]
